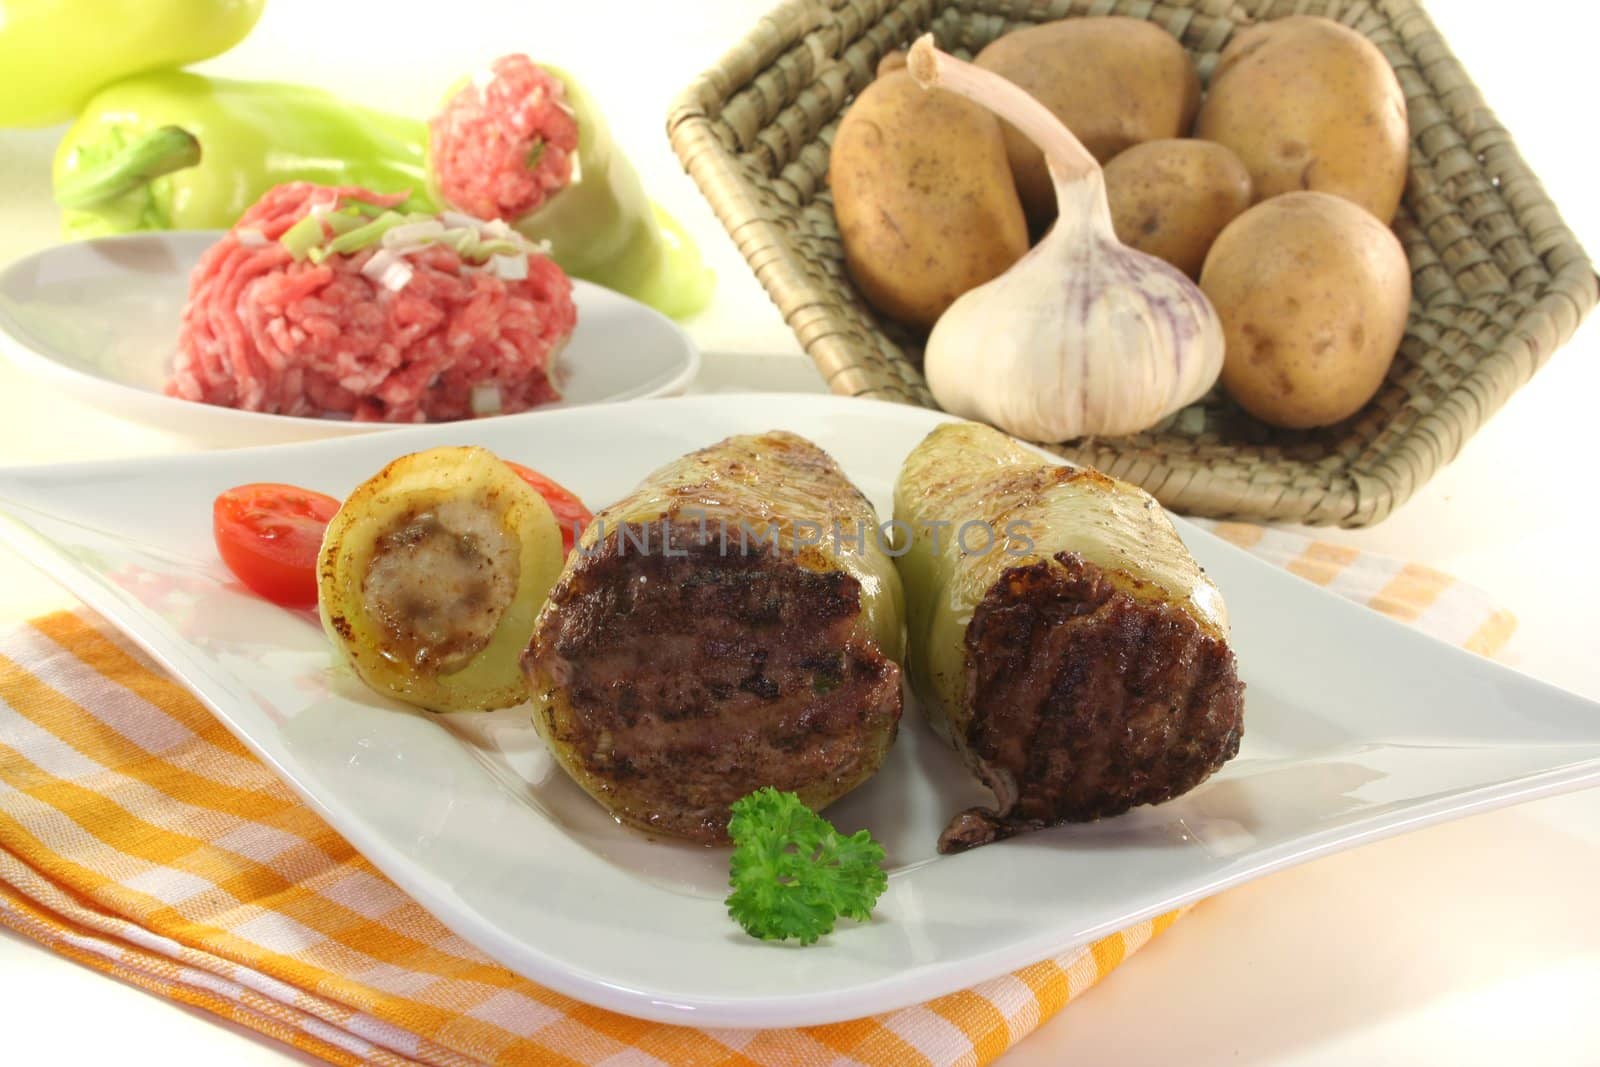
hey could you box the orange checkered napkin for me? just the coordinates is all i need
[0,530,1514,1067]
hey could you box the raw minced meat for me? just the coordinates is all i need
[167,182,577,422]
[429,55,580,222]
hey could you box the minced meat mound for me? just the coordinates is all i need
[168,182,577,423]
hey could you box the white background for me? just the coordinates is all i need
[1,1,1598,1063]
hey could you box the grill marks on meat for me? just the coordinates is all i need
[525,520,902,843]
[938,552,1244,853]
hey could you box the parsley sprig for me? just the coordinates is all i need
[725,787,888,945]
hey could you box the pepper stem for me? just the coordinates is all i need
[905,34,1099,184]
[55,126,202,211]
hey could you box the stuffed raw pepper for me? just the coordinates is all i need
[428,54,713,319]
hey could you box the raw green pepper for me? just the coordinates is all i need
[53,71,436,239]
[0,0,264,128]
[428,59,714,320]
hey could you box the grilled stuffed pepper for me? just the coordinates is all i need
[895,422,1245,853]
[522,431,905,844]
[319,446,566,712]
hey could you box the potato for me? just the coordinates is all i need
[831,69,1028,329]
[1104,139,1252,278]
[976,17,1201,225]
[1195,15,1409,223]
[1199,191,1411,429]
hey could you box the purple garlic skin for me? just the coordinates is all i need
[908,35,1225,441]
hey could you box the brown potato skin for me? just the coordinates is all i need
[831,70,1028,330]
[976,17,1201,225]
[1195,15,1409,223]
[1104,139,1252,278]
[1199,191,1411,429]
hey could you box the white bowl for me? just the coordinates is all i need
[0,231,700,448]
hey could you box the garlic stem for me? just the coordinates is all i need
[906,34,1098,185]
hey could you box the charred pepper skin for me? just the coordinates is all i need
[53,72,437,238]
[0,0,264,128]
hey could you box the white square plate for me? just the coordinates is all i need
[0,394,1597,1027]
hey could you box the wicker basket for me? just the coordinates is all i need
[667,0,1597,526]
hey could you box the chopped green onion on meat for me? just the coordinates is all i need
[279,214,326,260]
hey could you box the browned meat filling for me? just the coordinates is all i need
[526,520,902,844]
[362,498,520,672]
[940,551,1244,853]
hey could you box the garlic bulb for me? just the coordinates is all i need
[906,36,1224,440]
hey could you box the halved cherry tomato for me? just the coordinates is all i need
[214,483,341,608]
[503,462,591,554]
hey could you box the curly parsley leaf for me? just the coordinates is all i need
[725,787,888,945]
